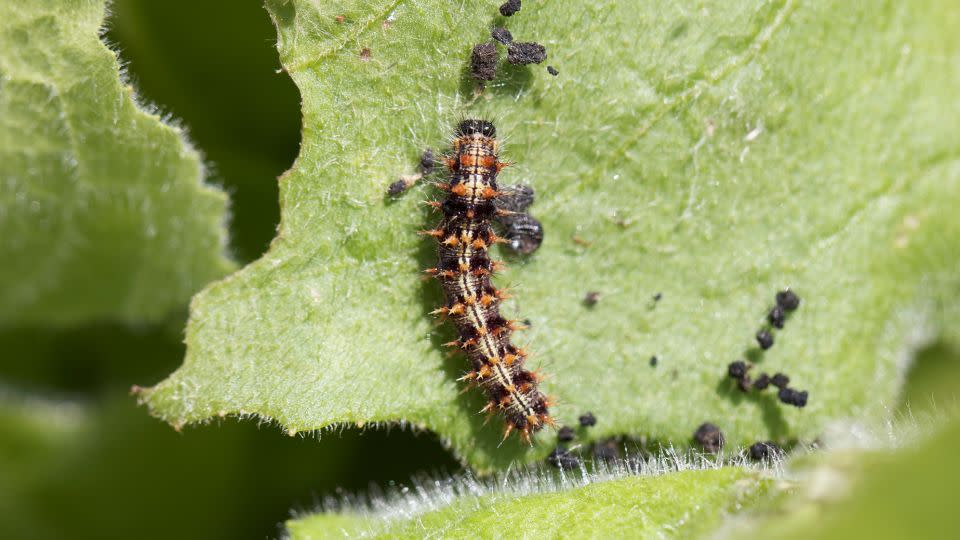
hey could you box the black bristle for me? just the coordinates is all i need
[578,412,597,427]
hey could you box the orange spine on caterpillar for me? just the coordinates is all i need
[423,119,554,443]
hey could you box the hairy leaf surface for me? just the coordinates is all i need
[143,0,960,469]
[287,466,771,539]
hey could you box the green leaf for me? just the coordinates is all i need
[143,0,960,470]
[0,390,249,540]
[732,415,960,540]
[0,0,233,325]
[286,465,772,539]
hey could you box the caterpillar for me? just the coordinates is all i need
[423,119,553,443]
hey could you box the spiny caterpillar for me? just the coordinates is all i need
[422,119,553,443]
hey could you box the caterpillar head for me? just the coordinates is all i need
[456,119,497,138]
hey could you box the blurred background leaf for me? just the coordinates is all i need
[0,0,233,325]
[730,411,960,540]
[1,0,958,538]
[107,0,301,263]
[0,1,458,539]
[0,381,456,540]
[771,419,960,540]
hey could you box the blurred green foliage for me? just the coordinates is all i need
[789,420,960,540]
[747,415,960,540]
[0,0,233,325]
[108,0,300,263]
[0,0,957,539]
[0,1,457,539]
[900,341,960,415]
